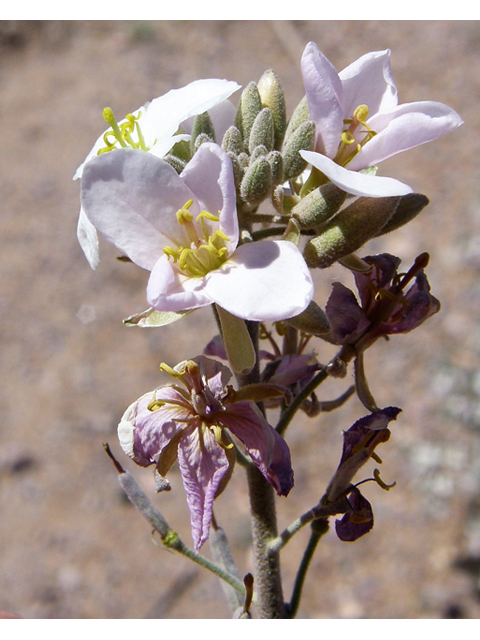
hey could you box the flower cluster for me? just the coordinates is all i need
[77,42,461,557]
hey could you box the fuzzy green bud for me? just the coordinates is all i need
[222,125,244,155]
[162,154,187,174]
[190,112,215,153]
[292,183,347,229]
[249,108,275,154]
[375,193,429,237]
[285,300,331,336]
[283,95,309,145]
[234,81,262,145]
[282,120,316,180]
[267,150,283,186]
[304,196,401,268]
[240,156,272,206]
[257,69,287,150]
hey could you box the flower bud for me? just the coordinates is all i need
[375,193,429,237]
[257,69,287,149]
[292,183,347,229]
[240,156,272,206]
[283,95,309,145]
[163,154,187,173]
[190,112,215,153]
[304,196,401,268]
[267,150,283,186]
[285,300,330,335]
[282,120,316,180]
[222,125,244,155]
[248,108,275,154]
[234,81,262,145]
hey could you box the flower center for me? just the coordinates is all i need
[163,200,230,278]
[333,104,377,167]
[97,107,149,155]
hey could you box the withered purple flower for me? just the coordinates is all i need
[118,355,294,551]
[326,252,440,352]
[325,406,401,542]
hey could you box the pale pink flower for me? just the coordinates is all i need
[299,42,463,197]
[118,356,294,551]
[80,143,313,321]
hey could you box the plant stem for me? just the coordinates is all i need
[246,464,285,618]
[286,518,329,618]
[237,321,285,618]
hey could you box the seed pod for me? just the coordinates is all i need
[304,196,401,268]
[257,69,287,149]
[292,183,347,229]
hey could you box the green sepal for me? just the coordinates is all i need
[123,307,193,327]
[292,183,347,229]
[303,196,401,269]
[227,382,292,405]
[375,193,429,237]
[285,300,331,335]
[215,305,256,375]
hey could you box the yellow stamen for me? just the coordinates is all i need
[163,201,231,278]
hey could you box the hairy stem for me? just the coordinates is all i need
[237,321,285,618]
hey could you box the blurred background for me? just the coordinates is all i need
[0,20,478,619]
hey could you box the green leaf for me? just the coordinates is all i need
[123,307,193,327]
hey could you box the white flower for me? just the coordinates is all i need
[299,42,463,197]
[80,143,313,322]
[75,78,240,268]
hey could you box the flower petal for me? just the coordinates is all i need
[339,50,398,118]
[141,79,240,152]
[335,488,374,541]
[146,255,213,312]
[349,100,464,170]
[118,387,194,467]
[81,149,197,270]
[77,206,100,270]
[180,143,239,251]
[300,150,413,197]
[301,42,344,157]
[203,240,314,321]
[220,401,294,496]
[177,427,231,551]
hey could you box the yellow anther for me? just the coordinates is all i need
[353,104,369,125]
[373,468,397,491]
[160,362,184,378]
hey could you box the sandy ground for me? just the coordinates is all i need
[0,20,479,619]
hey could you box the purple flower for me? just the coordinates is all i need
[81,143,313,322]
[118,355,294,551]
[325,406,401,541]
[326,252,440,352]
[299,42,463,197]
